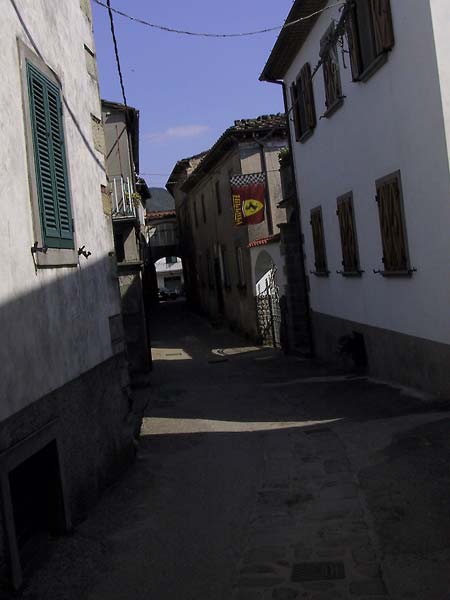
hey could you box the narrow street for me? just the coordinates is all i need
[22,301,450,600]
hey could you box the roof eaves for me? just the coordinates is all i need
[181,115,287,193]
[260,0,328,82]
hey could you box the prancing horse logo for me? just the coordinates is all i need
[243,199,263,217]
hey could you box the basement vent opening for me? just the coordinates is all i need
[9,440,66,576]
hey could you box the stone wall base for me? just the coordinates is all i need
[312,311,450,397]
[0,354,142,585]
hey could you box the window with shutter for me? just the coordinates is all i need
[295,63,316,142]
[321,24,343,115]
[376,171,410,274]
[336,193,361,275]
[220,245,230,288]
[236,247,245,287]
[206,250,214,288]
[193,200,198,228]
[201,194,206,223]
[310,207,329,275]
[290,82,301,141]
[27,61,74,249]
[346,0,394,81]
[215,181,222,215]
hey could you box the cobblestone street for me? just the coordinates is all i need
[22,301,450,600]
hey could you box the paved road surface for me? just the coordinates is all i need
[22,301,450,599]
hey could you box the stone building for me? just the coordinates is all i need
[167,152,207,308]
[102,100,151,376]
[168,116,292,342]
[0,0,142,588]
[261,0,450,394]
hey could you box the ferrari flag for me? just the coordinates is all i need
[230,172,266,226]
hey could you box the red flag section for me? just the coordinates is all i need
[230,172,266,227]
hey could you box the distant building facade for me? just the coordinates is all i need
[102,100,151,376]
[169,116,290,342]
[0,1,140,587]
[155,256,184,292]
[262,0,450,394]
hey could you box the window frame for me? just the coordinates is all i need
[18,40,78,268]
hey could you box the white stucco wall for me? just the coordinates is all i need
[0,1,121,419]
[284,0,450,345]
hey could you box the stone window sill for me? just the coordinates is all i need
[298,128,315,144]
[323,97,344,119]
[357,53,388,83]
[33,247,78,269]
[336,270,364,278]
[373,268,416,277]
[310,270,330,277]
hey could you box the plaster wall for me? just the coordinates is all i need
[188,147,257,335]
[0,1,121,420]
[102,110,133,180]
[284,0,450,346]
[239,141,287,242]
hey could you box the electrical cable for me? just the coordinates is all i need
[93,0,346,39]
[106,0,128,109]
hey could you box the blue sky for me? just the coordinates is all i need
[92,0,293,188]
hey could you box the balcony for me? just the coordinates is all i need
[111,176,136,220]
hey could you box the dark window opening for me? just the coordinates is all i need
[114,232,125,263]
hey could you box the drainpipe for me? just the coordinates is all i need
[266,79,315,355]
[252,133,274,236]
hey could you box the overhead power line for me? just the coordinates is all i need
[93,0,345,39]
[106,0,128,108]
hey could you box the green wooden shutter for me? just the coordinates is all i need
[27,62,74,249]
[47,83,73,244]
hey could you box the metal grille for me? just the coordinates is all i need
[256,266,281,348]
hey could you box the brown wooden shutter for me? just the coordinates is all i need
[323,52,342,110]
[370,0,395,54]
[376,174,409,272]
[337,193,359,273]
[301,63,316,131]
[310,207,328,274]
[346,7,363,80]
[290,82,301,141]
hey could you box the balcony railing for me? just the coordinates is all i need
[111,176,136,218]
